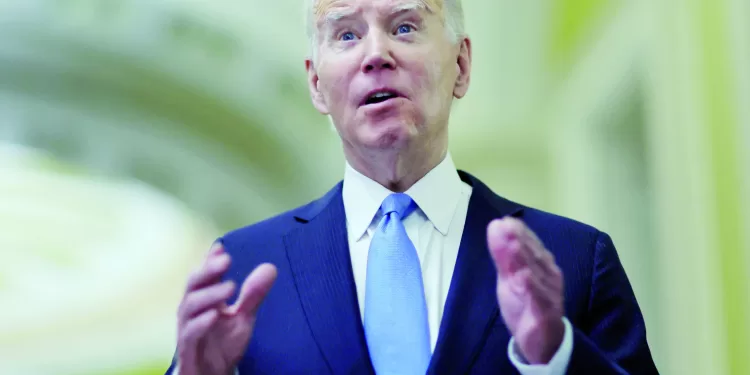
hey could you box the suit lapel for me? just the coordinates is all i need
[428,171,524,375]
[284,183,374,375]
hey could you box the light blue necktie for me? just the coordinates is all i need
[364,193,431,375]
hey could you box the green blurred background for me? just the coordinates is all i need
[0,0,748,374]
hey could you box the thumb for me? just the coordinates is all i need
[487,218,521,280]
[229,263,278,318]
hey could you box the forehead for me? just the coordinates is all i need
[314,0,444,21]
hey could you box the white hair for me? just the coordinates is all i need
[305,0,465,62]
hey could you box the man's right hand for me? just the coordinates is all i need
[176,243,277,375]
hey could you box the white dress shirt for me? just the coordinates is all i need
[176,153,573,375]
[342,153,573,375]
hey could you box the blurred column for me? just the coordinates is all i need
[644,0,749,373]
[545,0,667,369]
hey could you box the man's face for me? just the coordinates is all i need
[306,0,471,151]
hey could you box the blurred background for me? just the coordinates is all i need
[0,0,748,374]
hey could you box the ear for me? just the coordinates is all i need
[453,37,472,99]
[306,58,330,114]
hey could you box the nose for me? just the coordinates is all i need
[360,32,396,73]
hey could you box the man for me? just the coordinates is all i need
[166,0,659,374]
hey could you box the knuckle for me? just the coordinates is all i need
[177,300,186,319]
[178,328,194,345]
[187,269,202,287]
[183,290,198,307]
[531,245,544,261]
[181,292,202,315]
[551,265,563,279]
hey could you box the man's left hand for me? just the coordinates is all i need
[487,217,565,364]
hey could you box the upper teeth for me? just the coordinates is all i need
[372,92,392,98]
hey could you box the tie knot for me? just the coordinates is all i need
[380,193,415,218]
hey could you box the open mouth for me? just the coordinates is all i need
[361,90,403,106]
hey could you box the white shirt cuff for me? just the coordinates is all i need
[507,317,573,375]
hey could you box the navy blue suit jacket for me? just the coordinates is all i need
[167,171,658,374]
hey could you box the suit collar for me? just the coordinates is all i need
[457,170,525,216]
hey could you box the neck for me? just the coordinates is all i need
[344,134,448,193]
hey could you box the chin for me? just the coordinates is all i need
[361,118,416,149]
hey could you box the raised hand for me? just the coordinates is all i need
[176,243,277,375]
[487,217,565,364]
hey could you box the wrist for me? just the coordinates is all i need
[523,318,565,364]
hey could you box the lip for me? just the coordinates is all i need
[359,87,408,107]
[360,96,407,112]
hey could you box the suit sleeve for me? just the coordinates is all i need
[165,356,177,375]
[566,231,660,374]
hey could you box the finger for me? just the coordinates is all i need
[185,253,231,293]
[525,269,562,311]
[196,242,227,282]
[179,281,236,323]
[517,229,561,282]
[229,263,278,318]
[519,226,552,265]
[207,242,225,258]
[179,309,219,348]
[499,218,552,271]
[487,219,524,278]
[511,267,556,308]
[544,262,564,295]
[515,238,549,281]
[494,221,564,306]
[535,250,561,284]
[510,242,563,297]
[506,267,533,296]
[490,217,548,279]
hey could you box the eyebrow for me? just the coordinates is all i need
[321,0,434,25]
[323,6,357,22]
[392,1,433,15]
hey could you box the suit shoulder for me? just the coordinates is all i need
[220,199,316,246]
[522,206,600,234]
[217,182,342,260]
[519,205,604,250]
[468,172,603,245]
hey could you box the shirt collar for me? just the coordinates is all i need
[342,152,463,240]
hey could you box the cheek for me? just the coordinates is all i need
[411,60,450,117]
[407,62,435,101]
[320,67,354,114]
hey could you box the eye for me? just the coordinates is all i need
[395,24,414,35]
[339,31,357,41]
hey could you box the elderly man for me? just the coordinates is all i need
[166,0,658,374]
